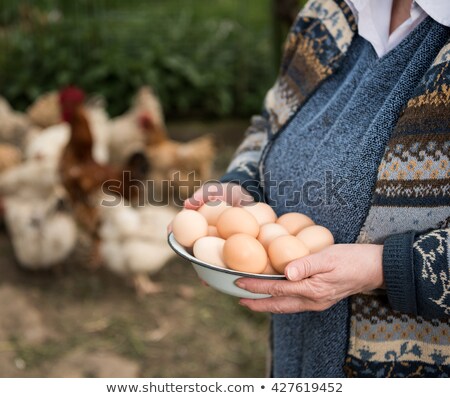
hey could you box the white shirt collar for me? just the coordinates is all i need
[345,0,449,58]
[415,0,450,27]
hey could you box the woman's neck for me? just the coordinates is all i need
[390,0,413,34]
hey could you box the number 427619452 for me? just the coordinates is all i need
[271,382,343,393]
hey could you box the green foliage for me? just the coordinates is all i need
[0,0,277,118]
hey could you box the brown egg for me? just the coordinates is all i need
[242,202,277,225]
[216,207,259,239]
[268,235,310,274]
[198,201,231,226]
[172,210,208,248]
[262,260,280,275]
[257,223,289,250]
[223,234,267,274]
[207,225,220,237]
[296,225,334,253]
[276,213,315,235]
[193,237,226,267]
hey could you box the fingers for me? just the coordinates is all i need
[235,278,316,299]
[285,251,333,281]
[184,182,225,210]
[184,182,254,210]
[184,188,209,210]
[225,184,254,207]
[239,296,327,313]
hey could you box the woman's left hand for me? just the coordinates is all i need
[237,244,384,313]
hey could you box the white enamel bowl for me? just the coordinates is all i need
[168,233,286,299]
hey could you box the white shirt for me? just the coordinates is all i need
[345,0,450,57]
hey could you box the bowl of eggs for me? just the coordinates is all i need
[168,201,334,299]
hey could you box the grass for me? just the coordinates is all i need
[0,0,277,118]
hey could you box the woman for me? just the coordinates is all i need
[186,0,450,377]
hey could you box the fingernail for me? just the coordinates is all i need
[235,280,246,289]
[286,267,299,281]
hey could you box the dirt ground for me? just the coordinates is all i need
[0,119,271,378]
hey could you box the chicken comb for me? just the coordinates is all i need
[59,86,85,106]
[59,86,85,122]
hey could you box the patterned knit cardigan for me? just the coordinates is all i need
[221,0,450,377]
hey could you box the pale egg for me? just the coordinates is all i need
[268,235,310,274]
[242,202,277,225]
[223,233,267,274]
[276,213,315,235]
[198,201,231,226]
[172,210,208,248]
[216,207,259,239]
[193,237,226,267]
[257,223,289,250]
[297,225,334,253]
[207,225,220,237]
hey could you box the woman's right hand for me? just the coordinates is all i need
[184,182,254,210]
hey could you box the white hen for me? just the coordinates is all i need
[99,199,176,295]
[0,154,77,269]
[3,188,77,270]
[108,86,164,167]
[0,157,59,200]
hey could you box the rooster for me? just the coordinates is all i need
[58,86,148,266]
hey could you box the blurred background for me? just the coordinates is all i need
[0,0,303,377]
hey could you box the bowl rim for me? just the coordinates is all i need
[168,232,286,280]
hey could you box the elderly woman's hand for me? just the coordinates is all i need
[237,243,384,313]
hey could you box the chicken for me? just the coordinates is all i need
[0,144,22,174]
[24,124,68,161]
[26,91,61,128]
[0,157,59,200]
[108,86,164,167]
[0,155,77,269]
[146,134,215,201]
[0,143,22,223]
[3,189,77,270]
[0,96,30,147]
[58,86,148,266]
[109,86,215,200]
[25,93,110,164]
[99,198,176,295]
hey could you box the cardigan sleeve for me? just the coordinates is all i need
[219,112,270,202]
[383,228,450,319]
